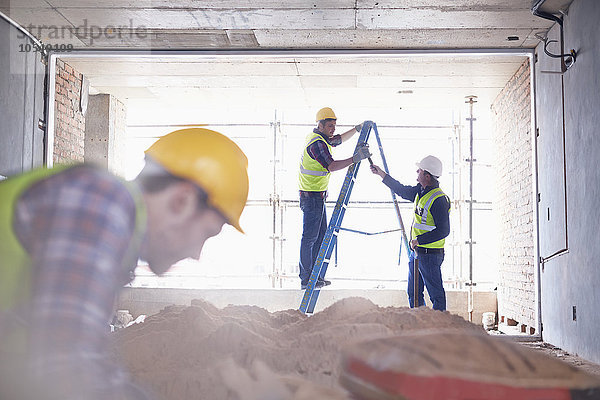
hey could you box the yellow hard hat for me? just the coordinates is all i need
[145,128,249,233]
[316,107,337,122]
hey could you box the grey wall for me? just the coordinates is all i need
[84,94,111,168]
[84,93,127,176]
[0,17,45,176]
[535,0,600,364]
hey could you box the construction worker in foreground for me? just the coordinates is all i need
[370,156,450,311]
[0,128,249,400]
[298,107,371,290]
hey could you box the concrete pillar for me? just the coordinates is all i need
[84,94,127,176]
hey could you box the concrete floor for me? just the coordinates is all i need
[519,341,600,379]
[492,323,600,380]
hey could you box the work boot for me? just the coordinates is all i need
[301,280,325,290]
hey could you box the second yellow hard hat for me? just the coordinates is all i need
[316,107,337,122]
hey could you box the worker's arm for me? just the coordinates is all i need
[415,195,451,245]
[339,123,363,143]
[370,164,419,202]
[327,144,371,172]
[15,166,151,400]
[327,157,354,171]
[309,136,370,173]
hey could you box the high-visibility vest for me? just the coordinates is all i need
[298,132,332,192]
[0,164,146,313]
[411,187,450,249]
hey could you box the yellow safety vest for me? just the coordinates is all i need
[411,187,450,249]
[298,132,332,192]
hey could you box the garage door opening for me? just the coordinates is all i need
[48,50,533,314]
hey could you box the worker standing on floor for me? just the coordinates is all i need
[298,107,370,290]
[0,128,249,400]
[370,156,450,311]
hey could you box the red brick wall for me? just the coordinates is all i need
[491,59,536,331]
[54,60,85,163]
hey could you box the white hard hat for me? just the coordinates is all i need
[416,155,443,178]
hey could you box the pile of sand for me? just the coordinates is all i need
[110,297,600,399]
[110,297,479,399]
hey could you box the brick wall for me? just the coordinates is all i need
[54,60,85,163]
[490,59,536,331]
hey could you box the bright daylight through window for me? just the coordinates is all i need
[60,52,518,292]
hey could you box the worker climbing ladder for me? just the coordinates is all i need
[299,121,414,313]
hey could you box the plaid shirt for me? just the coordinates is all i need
[13,166,151,399]
[306,128,341,170]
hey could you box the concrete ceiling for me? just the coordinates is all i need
[2,0,572,49]
[1,0,573,121]
[63,53,530,117]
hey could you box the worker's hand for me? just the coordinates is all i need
[352,144,372,163]
[355,122,364,132]
[370,164,385,178]
[330,135,342,146]
[410,238,419,250]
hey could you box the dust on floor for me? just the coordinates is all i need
[520,341,600,379]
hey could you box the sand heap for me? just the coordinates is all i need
[110,297,478,399]
[110,298,600,400]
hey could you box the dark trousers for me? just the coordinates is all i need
[407,250,446,311]
[298,195,327,285]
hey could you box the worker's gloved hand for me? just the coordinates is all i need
[355,122,364,132]
[352,144,372,163]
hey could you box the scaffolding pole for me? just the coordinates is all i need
[465,95,477,322]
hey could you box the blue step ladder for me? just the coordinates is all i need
[299,121,413,314]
